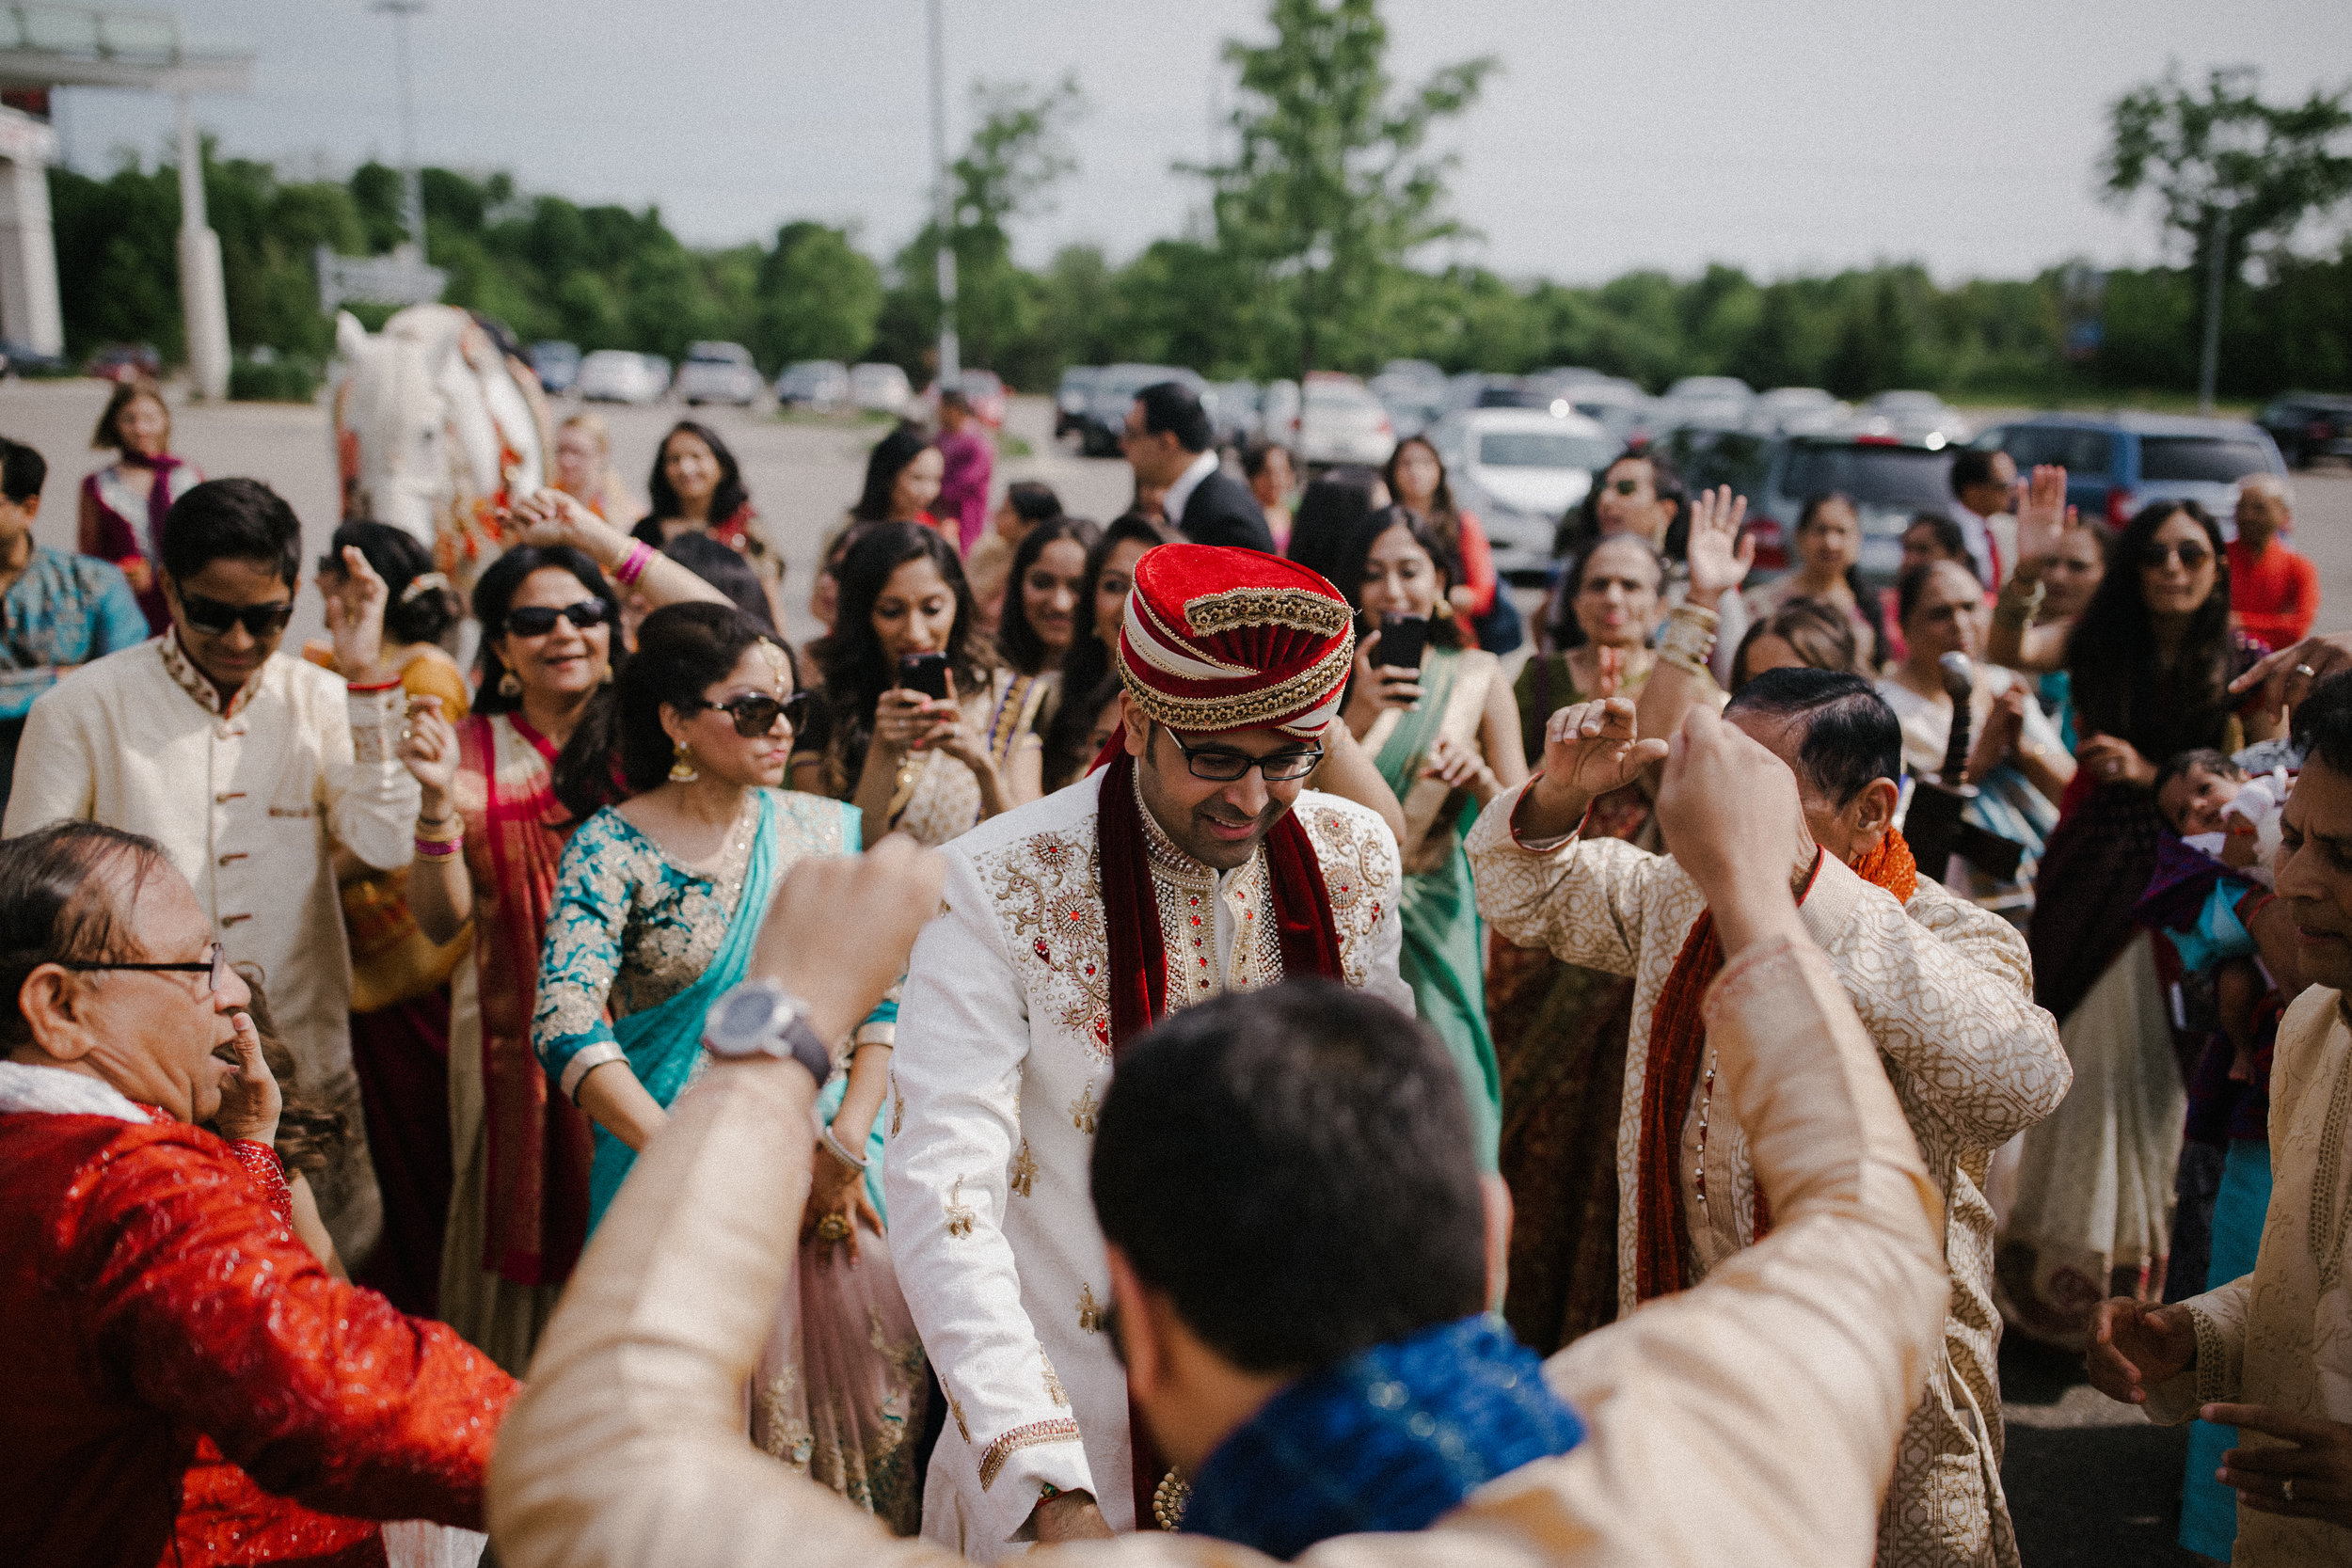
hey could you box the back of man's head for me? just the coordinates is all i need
[1091,979,1486,1374]
[0,436,45,505]
[0,820,168,1047]
[159,477,302,587]
[1136,382,1214,455]
[1948,448,2001,499]
[1724,666,1904,806]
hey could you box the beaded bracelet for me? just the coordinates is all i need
[613,540,656,588]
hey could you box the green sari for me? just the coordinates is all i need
[1368,643,1502,1170]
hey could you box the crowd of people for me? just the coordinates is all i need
[1,372,2348,1568]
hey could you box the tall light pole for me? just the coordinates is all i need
[372,0,428,258]
[927,0,959,386]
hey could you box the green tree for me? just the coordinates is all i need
[751,220,882,369]
[1192,0,1494,377]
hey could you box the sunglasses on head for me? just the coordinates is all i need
[180,594,294,639]
[691,691,811,737]
[2138,541,2213,570]
[504,600,612,637]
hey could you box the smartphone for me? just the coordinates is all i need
[898,652,952,701]
[1377,613,1430,672]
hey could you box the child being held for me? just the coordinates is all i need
[2146,749,2279,1083]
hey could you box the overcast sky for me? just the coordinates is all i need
[58,0,2352,284]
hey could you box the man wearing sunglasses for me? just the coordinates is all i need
[886,544,1406,1556]
[6,477,419,1266]
[0,820,516,1567]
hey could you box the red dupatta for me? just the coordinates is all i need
[459,713,595,1286]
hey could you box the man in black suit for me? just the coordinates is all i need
[1124,383,1276,553]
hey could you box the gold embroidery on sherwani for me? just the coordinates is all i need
[1009,1138,1037,1196]
[890,1085,904,1137]
[944,1178,976,1239]
[1041,1349,1068,1407]
[949,1395,971,1444]
[1069,1083,1100,1134]
[1076,1283,1104,1333]
[977,1419,1082,1492]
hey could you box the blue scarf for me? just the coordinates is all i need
[1183,1315,1583,1560]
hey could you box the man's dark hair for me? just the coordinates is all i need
[1005,479,1063,527]
[1903,512,1972,566]
[1091,979,1486,1374]
[0,820,171,1047]
[2154,747,2243,796]
[2294,672,2352,778]
[1724,667,1903,806]
[1136,382,1214,454]
[1949,448,2005,497]
[157,477,301,588]
[0,436,45,504]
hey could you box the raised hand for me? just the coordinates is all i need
[401,694,460,801]
[1965,686,2027,784]
[1514,697,1670,841]
[510,485,628,569]
[324,544,389,681]
[2015,464,2071,563]
[1344,627,1423,736]
[1682,483,1753,606]
[2083,1297,2196,1404]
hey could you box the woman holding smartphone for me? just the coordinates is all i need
[789,521,1041,843]
[1336,505,1526,1170]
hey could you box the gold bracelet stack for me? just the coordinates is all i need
[1993,578,2045,630]
[415,815,465,862]
[1656,601,1720,678]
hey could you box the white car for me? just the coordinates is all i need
[1746,387,1850,436]
[1654,374,1754,434]
[576,348,668,405]
[675,341,762,406]
[849,362,914,416]
[1278,376,1394,467]
[1426,407,1619,580]
[1850,390,1971,448]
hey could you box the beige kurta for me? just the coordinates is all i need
[1465,780,2071,1568]
[2146,985,2352,1564]
[3,631,419,1261]
[486,933,1950,1568]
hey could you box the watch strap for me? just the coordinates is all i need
[778,1014,834,1087]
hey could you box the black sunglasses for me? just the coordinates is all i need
[1156,723,1323,783]
[59,942,231,995]
[180,594,295,639]
[691,691,812,737]
[2138,541,2213,570]
[504,600,612,637]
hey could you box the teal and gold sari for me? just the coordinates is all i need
[1367,643,1502,1170]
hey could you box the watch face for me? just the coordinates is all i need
[715,988,780,1045]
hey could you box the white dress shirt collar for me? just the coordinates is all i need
[1161,448,1222,529]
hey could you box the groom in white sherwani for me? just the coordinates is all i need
[887,544,1409,1560]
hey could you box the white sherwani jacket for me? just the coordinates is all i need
[887,770,1408,1559]
[3,633,417,1259]
[1465,781,2070,1568]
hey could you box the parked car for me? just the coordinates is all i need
[1850,389,1970,447]
[85,343,160,384]
[1973,412,2289,532]
[1653,375,1755,434]
[848,362,914,416]
[1379,358,1447,387]
[1423,406,1617,582]
[1748,435,1958,589]
[1056,366,1101,438]
[1745,387,1848,436]
[1,340,69,378]
[1209,380,1262,448]
[1073,363,1204,457]
[1559,379,1653,447]
[675,341,762,406]
[2257,390,2352,468]
[924,368,1008,427]
[529,341,580,394]
[1278,374,1395,467]
[577,348,669,405]
[775,359,850,410]
[1369,371,1448,441]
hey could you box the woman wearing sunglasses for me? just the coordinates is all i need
[530,601,927,1529]
[398,486,723,1372]
[1998,497,2285,1353]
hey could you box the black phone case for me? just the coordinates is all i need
[899,653,952,700]
[1379,615,1430,671]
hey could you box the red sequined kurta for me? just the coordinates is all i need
[0,1107,517,1568]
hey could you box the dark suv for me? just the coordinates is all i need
[1972,413,2287,531]
[1746,435,1956,590]
[2257,392,2352,469]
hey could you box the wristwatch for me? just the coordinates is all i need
[702,979,833,1086]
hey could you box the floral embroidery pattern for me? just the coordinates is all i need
[1041,1349,1068,1407]
[1069,1083,1100,1135]
[979,828,1113,1055]
[944,1177,977,1240]
[1077,1283,1104,1333]
[1009,1138,1037,1197]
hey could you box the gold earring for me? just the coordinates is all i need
[669,740,697,783]
[498,671,521,699]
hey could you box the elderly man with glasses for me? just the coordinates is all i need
[0,819,515,1568]
[884,544,1407,1559]
[4,476,419,1267]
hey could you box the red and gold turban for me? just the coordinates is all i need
[1115,544,1356,736]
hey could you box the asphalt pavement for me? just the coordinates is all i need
[8,379,2344,1562]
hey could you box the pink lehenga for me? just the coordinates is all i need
[752,1218,928,1533]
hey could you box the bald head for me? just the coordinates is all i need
[2237,475,2292,546]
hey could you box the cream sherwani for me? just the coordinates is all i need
[3,632,417,1260]
[885,770,1408,1560]
[487,933,1950,1568]
[2147,985,2352,1564]
[1465,781,2070,1568]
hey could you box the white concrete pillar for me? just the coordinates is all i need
[176,96,230,401]
[0,106,62,356]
